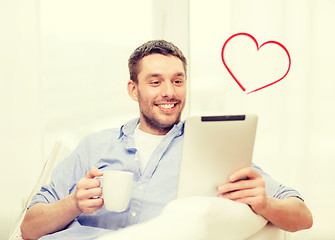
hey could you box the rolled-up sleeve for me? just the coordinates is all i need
[252,163,303,201]
[28,138,90,209]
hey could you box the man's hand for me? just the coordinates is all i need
[75,167,104,214]
[217,166,313,232]
[21,167,104,239]
[217,166,267,215]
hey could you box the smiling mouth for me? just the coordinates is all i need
[156,103,177,112]
[157,103,175,109]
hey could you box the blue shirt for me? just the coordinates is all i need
[29,118,301,239]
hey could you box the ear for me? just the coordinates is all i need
[127,80,138,101]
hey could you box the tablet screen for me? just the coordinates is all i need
[177,114,258,198]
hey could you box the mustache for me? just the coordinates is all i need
[155,98,181,104]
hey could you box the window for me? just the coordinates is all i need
[41,0,153,149]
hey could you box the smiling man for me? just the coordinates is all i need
[127,53,186,135]
[21,40,312,240]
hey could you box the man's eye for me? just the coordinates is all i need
[151,81,160,85]
[174,80,184,85]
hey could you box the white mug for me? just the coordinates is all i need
[101,170,134,212]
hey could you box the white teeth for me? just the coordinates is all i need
[158,104,174,109]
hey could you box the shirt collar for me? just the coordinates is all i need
[120,118,140,138]
[119,118,184,140]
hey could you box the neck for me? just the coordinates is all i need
[138,122,171,135]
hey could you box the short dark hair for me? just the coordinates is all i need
[128,40,187,83]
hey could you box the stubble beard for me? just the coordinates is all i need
[141,108,182,134]
[138,96,184,134]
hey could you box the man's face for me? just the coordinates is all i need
[128,54,186,135]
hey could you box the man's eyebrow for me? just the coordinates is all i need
[145,72,185,80]
[174,72,185,77]
[145,73,162,79]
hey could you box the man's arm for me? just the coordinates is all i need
[217,167,313,232]
[21,167,103,240]
[20,193,81,240]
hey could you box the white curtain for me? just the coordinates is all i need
[189,1,335,239]
[0,0,43,239]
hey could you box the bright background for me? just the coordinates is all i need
[1,0,334,239]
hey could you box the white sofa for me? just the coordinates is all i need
[10,142,286,240]
[96,196,287,240]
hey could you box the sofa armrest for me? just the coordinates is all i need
[9,142,71,240]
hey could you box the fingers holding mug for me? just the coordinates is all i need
[75,167,104,214]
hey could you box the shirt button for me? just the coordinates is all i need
[138,185,143,190]
[135,157,139,161]
[131,212,136,217]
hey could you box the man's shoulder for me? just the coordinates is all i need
[84,127,122,146]
[83,118,139,146]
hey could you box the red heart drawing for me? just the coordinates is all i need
[221,33,291,94]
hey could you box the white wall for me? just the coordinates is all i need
[0,1,43,239]
[189,1,335,239]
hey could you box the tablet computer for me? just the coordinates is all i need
[177,114,258,199]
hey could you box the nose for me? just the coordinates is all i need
[162,81,176,98]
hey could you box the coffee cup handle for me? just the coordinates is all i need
[95,176,104,199]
